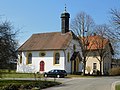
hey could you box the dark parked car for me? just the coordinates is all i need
[44,69,67,78]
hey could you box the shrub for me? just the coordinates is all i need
[109,67,120,75]
[92,69,100,76]
[116,84,120,90]
[0,80,61,90]
[0,84,20,90]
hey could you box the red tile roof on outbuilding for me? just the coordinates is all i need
[81,35,109,50]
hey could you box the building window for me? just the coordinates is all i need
[93,63,97,70]
[27,53,32,64]
[39,52,46,57]
[20,55,22,64]
[54,52,60,65]
[67,52,70,62]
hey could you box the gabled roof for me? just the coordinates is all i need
[87,35,108,50]
[18,31,75,51]
[81,35,111,50]
[70,52,82,61]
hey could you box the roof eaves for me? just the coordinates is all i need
[18,48,66,52]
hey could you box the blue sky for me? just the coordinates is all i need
[0,0,119,45]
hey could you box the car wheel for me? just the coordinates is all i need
[44,74,47,77]
[57,75,60,78]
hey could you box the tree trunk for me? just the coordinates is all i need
[99,61,102,75]
[82,57,86,76]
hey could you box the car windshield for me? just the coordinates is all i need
[49,70,54,73]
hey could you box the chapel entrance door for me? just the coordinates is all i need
[40,61,45,72]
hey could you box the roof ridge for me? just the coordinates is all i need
[33,32,61,35]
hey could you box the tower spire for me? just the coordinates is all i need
[61,5,70,33]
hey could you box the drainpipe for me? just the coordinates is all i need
[71,60,72,74]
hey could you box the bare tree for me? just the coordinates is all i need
[71,11,95,37]
[0,21,18,69]
[109,9,120,58]
[110,9,120,39]
[110,9,120,29]
[94,24,119,57]
[70,11,95,75]
[93,24,114,75]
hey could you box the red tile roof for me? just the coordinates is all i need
[18,32,73,51]
[81,35,109,50]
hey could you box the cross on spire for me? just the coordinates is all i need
[65,4,67,12]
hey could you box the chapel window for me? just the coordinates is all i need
[54,52,60,65]
[20,55,22,64]
[39,52,46,57]
[27,53,32,64]
[67,52,70,62]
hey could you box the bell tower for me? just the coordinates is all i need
[61,6,70,33]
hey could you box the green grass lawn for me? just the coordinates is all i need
[0,69,96,79]
[0,70,61,90]
[1,73,95,78]
[1,73,43,78]
[116,84,120,90]
[66,74,96,78]
[0,70,98,90]
[0,69,43,78]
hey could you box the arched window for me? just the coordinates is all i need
[20,55,22,64]
[67,52,70,62]
[27,53,32,64]
[54,52,60,64]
